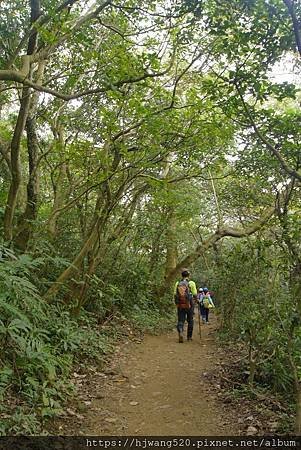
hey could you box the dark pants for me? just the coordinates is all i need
[177,307,194,338]
[200,305,209,322]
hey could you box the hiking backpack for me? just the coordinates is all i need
[175,279,192,309]
[202,294,211,308]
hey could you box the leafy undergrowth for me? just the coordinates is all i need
[206,341,295,435]
[0,245,172,435]
[0,245,175,436]
[0,248,172,436]
[0,308,173,436]
[0,310,112,435]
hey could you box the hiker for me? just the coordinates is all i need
[197,288,206,323]
[199,287,215,324]
[198,287,207,323]
[174,269,197,342]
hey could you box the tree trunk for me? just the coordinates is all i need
[47,126,70,237]
[3,0,41,243]
[157,232,221,297]
[248,357,257,386]
[157,201,277,297]
[71,186,146,307]
[14,60,45,251]
[163,209,178,290]
[44,183,121,301]
[44,219,101,301]
[14,117,40,250]
[3,89,31,241]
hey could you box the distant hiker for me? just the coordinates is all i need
[199,287,215,324]
[174,269,197,343]
[197,288,206,324]
[197,287,204,302]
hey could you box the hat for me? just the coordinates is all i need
[203,287,209,293]
[199,288,204,292]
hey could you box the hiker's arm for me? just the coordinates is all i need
[190,281,198,305]
[190,281,197,296]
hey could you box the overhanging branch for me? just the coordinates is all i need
[161,185,292,291]
[283,0,301,57]
[235,82,301,182]
[0,65,173,101]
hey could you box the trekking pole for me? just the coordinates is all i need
[198,306,201,340]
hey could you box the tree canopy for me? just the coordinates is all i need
[0,0,300,435]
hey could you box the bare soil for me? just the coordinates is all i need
[53,313,237,435]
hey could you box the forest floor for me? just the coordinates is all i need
[49,312,291,436]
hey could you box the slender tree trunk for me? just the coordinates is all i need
[73,186,146,307]
[14,60,45,251]
[44,219,101,301]
[3,0,41,242]
[47,163,68,237]
[247,330,258,386]
[74,252,98,311]
[163,209,178,289]
[14,117,39,250]
[47,126,70,237]
[44,184,118,301]
[3,89,31,241]
[248,356,257,386]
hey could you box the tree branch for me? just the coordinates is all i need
[235,82,301,182]
[283,0,301,57]
[32,0,112,63]
[7,0,81,68]
[0,140,11,172]
[160,185,292,292]
[0,64,172,101]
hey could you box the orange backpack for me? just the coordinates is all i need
[175,280,191,309]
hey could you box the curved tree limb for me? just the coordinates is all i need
[7,0,81,68]
[283,0,301,57]
[235,82,301,182]
[0,65,173,101]
[160,185,292,293]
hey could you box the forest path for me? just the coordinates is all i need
[70,312,234,436]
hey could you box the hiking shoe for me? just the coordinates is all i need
[178,333,184,343]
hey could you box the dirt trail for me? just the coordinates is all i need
[72,313,234,436]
